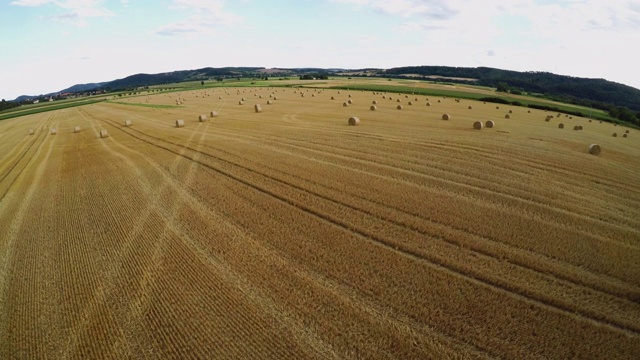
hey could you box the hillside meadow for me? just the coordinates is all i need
[0,81,639,359]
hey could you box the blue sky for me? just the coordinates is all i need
[1,0,639,100]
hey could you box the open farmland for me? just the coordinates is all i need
[1,85,640,359]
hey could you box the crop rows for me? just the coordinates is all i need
[0,87,639,359]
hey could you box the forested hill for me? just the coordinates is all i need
[105,67,263,90]
[383,66,640,113]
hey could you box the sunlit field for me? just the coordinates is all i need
[1,82,639,359]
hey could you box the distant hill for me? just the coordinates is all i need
[381,66,640,113]
[104,67,263,90]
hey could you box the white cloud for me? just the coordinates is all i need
[330,0,457,19]
[10,0,53,6]
[11,0,113,27]
[154,0,242,36]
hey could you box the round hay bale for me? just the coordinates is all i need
[347,99,354,105]
[199,114,207,122]
[348,94,351,97]
[558,123,564,129]
[509,110,513,114]
[125,120,132,127]
[331,96,335,100]
[473,121,483,130]
[408,101,413,105]
[29,129,35,135]
[625,129,630,133]
[73,126,81,133]
[397,105,403,110]
[573,125,580,130]
[589,119,592,122]
[612,132,618,137]
[528,110,531,113]
[405,95,409,98]
[496,106,500,109]
[372,100,377,105]
[239,100,244,105]
[210,111,218,117]
[99,130,109,138]
[267,100,272,105]
[370,105,377,111]
[578,125,583,130]
[241,97,246,101]
[589,144,601,155]
[273,96,278,100]
[623,133,628,138]
[175,119,185,128]
[468,105,473,109]
[438,99,441,103]
[505,114,510,119]
[426,102,431,106]
[219,96,222,99]
[485,120,495,128]
[343,102,349,107]
[254,104,263,113]
[397,99,401,102]
[348,116,360,126]
[50,128,57,135]
[442,114,450,120]
[382,95,386,99]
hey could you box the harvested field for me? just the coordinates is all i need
[1,87,639,359]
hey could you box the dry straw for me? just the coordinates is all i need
[176,119,185,128]
[348,116,360,126]
[589,144,601,155]
[485,120,495,128]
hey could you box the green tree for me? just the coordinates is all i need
[496,82,510,92]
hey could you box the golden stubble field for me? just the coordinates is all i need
[1,86,639,359]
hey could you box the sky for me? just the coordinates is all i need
[1,0,639,100]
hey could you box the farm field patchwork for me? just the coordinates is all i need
[1,86,639,359]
